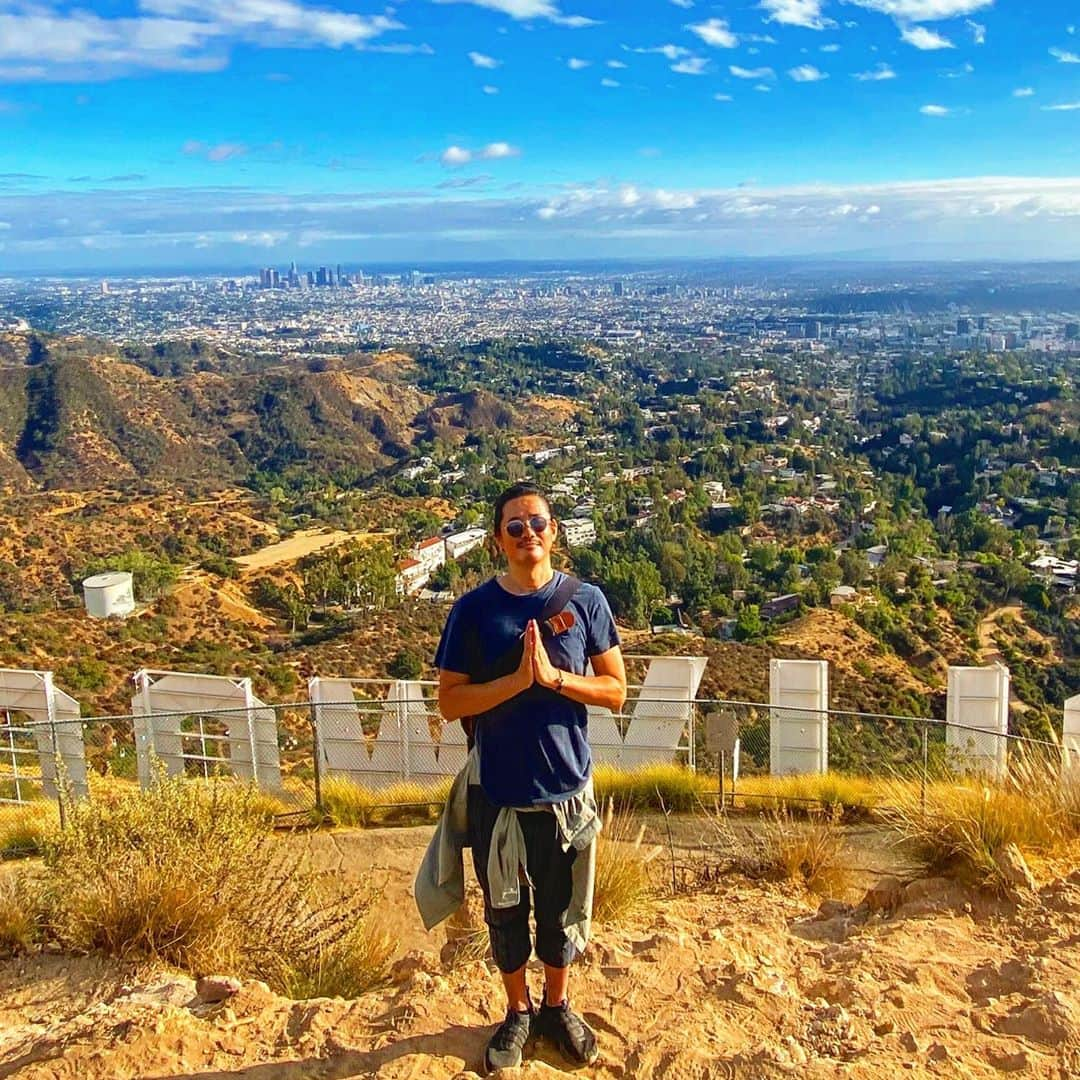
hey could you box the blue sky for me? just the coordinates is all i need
[0,0,1078,270]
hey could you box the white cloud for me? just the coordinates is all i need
[755,82,772,91]
[431,0,597,26]
[820,43,841,52]
[600,76,619,86]
[1012,86,1034,97]
[468,51,500,68]
[670,0,694,7]
[0,0,413,81]
[142,0,402,46]
[439,141,520,166]
[672,56,708,75]
[1050,47,1080,63]
[901,26,954,50]
[1042,102,1080,111]
[480,141,520,159]
[789,64,828,81]
[731,64,775,79]
[760,0,832,30]
[943,61,974,77]
[182,140,249,161]
[687,18,739,48]
[606,59,627,68]
[714,92,733,101]
[567,57,590,69]
[440,145,474,166]
[920,103,949,115]
[966,19,985,44]
[847,0,991,18]
[854,62,896,80]
[482,84,499,93]
[7,176,1080,264]
[629,44,689,61]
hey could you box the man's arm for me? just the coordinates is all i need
[532,629,627,714]
[437,620,537,722]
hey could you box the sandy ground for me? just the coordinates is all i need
[2,825,1080,1079]
[234,530,382,573]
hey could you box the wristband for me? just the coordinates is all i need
[555,671,565,693]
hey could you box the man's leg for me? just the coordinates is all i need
[542,963,569,1008]
[523,812,599,1066]
[500,964,530,1013]
[467,786,536,1073]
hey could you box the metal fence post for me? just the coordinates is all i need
[309,699,323,818]
[51,721,66,831]
[920,720,929,817]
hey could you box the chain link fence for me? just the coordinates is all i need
[3,678,1074,837]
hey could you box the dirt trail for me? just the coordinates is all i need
[3,825,1080,1078]
[234,529,381,573]
[978,605,1024,665]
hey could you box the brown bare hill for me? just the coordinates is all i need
[0,338,435,491]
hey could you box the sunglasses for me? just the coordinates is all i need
[504,514,550,539]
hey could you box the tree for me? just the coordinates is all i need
[839,549,869,588]
[387,649,423,679]
[734,605,763,642]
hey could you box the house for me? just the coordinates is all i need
[760,593,801,620]
[444,528,486,560]
[830,585,858,607]
[395,558,429,596]
[561,518,597,548]
[411,536,446,574]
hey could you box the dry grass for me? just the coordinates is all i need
[320,776,451,827]
[593,763,711,812]
[0,874,38,956]
[0,802,58,858]
[752,808,852,895]
[734,772,886,819]
[592,800,655,924]
[17,775,394,998]
[690,805,850,897]
[882,753,1080,888]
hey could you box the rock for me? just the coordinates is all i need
[986,1048,1030,1073]
[899,1031,924,1053]
[993,844,1036,892]
[927,1042,950,1062]
[816,898,853,920]
[898,877,965,916]
[861,876,904,914]
[873,1019,895,1036]
[196,975,242,1004]
[781,1035,808,1066]
[996,991,1077,1046]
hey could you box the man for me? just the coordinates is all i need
[434,482,626,1073]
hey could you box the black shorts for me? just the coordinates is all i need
[467,784,578,974]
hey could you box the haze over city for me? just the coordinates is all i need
[0,0,1078,271]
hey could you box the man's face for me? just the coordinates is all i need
[495,494,557,570]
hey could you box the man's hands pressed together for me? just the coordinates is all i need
[517,619,562,693]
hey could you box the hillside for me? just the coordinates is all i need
[0,337,439,491]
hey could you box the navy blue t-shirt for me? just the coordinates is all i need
[435,572,620,807]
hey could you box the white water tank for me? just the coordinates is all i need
[82,571,135,619]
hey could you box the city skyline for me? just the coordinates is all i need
[1,0,1079,270]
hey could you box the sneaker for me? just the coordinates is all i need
[482,1006,534,1074]
[534,999,599,1066]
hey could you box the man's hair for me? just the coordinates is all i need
[492,482,552,531]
